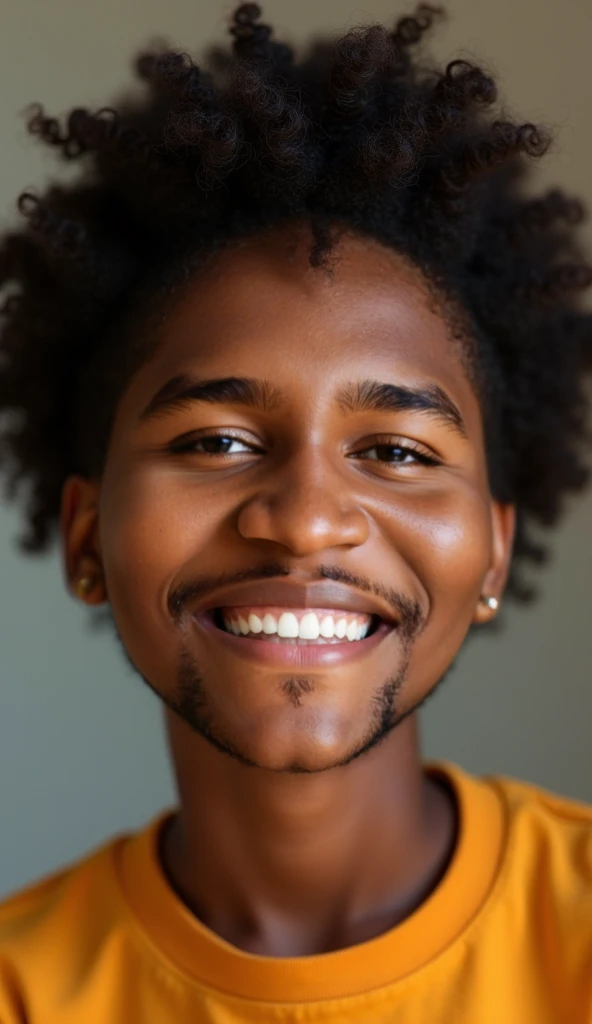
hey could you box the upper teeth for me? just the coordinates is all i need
[220,609,372,641]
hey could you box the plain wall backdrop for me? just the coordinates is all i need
[0,0,590,899]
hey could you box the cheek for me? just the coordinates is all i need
[97,464,221,642]
[386,484,492,691]
[385,482,492,619]
[419,499,491,595]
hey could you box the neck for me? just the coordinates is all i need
[160,711,457,957]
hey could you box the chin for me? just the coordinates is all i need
[166,647,404,771]
[232,706,359,772]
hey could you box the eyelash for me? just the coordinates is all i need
[167,432,441,467]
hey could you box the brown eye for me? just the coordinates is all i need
[168,433,256,456]
[196,437,240,455]
[375,444,436,465]
[351,440,440,467]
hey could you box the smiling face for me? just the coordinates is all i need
[61,222,515,773]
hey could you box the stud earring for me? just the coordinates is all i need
[479,594,499,611]
[75,576,95,599]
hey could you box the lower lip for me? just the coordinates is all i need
[193,612,397,668]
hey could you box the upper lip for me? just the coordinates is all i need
[194,580,398,625]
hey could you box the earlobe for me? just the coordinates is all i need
[60,475,106,604]
[473,502,516,624]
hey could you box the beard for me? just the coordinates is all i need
[108,601,456,774]
[142,641,422,774]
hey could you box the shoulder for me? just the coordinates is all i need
[483,771,592,890]
[0,825,135,1021]
[487,773,592,971]
[438,760,592,876]
[438,763,592,1012]
[441,761,592,918]
[490,771,592,855]
[0,831,123,938]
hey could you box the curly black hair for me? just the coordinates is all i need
[0,2,591,603]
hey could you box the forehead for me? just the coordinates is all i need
[128,224,479,421]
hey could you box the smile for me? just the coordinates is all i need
[219,605,374,642]
[194,606,397,668]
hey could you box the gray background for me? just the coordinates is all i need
[0,0,590,899]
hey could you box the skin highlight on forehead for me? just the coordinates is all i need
[160,223,471,355]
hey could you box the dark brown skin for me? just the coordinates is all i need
[60,223,515,958]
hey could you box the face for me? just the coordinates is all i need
[61,223,515,773]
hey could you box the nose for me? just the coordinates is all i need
[235,445,370,556]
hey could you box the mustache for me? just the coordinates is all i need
[168,561,424,644]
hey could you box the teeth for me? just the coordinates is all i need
[277,612,299,638]
[319,615,335,638]
[248,612,263,634]
[298,612,320,639]
[219,608,373,643]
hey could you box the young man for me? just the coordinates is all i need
[0,3,590,1021]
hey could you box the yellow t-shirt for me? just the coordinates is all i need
[0,761,590,1023]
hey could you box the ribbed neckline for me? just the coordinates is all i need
[115,760,506,1002]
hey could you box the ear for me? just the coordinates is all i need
[472,501,516,625]
[60,474,107,605]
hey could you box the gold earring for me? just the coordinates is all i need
[480,594,499,611]
[75,576,95,599]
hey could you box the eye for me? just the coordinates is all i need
[167,433,257,457]
[166,432,441,467]
[350,438,440,467]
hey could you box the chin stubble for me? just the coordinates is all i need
[156,642,415,774]
[108,601,455,773]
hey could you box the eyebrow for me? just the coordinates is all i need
[139,374,467,438]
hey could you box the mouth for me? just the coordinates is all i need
[213,606,382,642]
[193,606,397,668]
